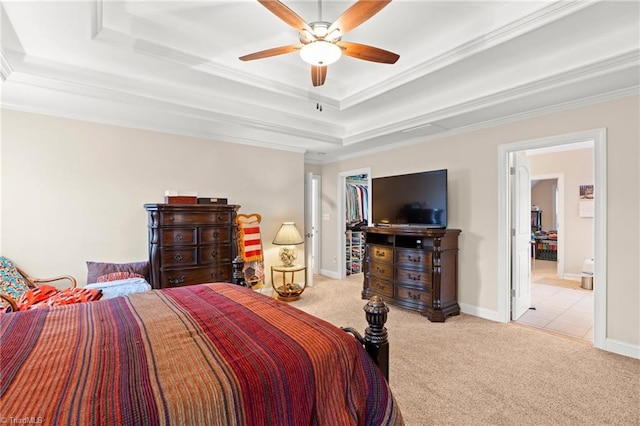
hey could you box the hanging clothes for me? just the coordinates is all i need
[346,180,368,228]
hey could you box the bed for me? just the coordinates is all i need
[0,282,403,425]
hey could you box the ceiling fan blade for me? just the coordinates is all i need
[311,65,327,87]
[337,41,399,64]
[239,44,302,61]
[258,0,312,33]
[328,0,391,36]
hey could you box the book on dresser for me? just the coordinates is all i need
[362,226,461,322]
[144,203,240,289]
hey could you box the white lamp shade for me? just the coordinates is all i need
[272,222,304,245]
[300,41,342,66]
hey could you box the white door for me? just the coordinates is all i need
[304,173,320,286]
[512,152,532,320]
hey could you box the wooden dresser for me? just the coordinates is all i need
[362,226,461,322]
[144,204,239,289]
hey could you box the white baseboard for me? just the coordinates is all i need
[319,268,341,279]
[563,273,582,281]
[459,302,503,323]
[460,303,640,360]
[605,338,640,360]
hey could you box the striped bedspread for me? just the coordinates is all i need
[1,283,403,425]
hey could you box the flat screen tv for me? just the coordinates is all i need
[371,169,448,228]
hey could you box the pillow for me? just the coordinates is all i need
[96,271,145,283]
[86,261,149,284]
[0,256,31,300]
[84,277,151,299]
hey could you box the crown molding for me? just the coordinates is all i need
[0,50,13,81]
[2,48,344,146]
[341,49,640,145]
[340,0,597,110]
[91,1,339,109]
[321,86,638,165]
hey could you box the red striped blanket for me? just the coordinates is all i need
[1,283,403,425]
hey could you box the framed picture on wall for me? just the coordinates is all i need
[579,184,594,217]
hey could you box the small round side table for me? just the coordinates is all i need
[271,264,307,301]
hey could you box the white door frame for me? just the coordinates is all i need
[338,167,372,279]
[304,173,321,285]
[497,128,606,349]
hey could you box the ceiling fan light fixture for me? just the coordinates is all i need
[300,41,341,66]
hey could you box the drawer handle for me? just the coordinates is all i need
[407,291,421,301]
[174,253,184,261]
[408,254,422,262]
[168,215,174,222]
[375,250,386,258]
[210,250,218,259]
[210,272,223,279]
[212,231,219,239]
[168,275,185,285]
[408,273,421,281]
[174,233,183,241]
[375,283,384,290]
[375,267,385,274]
[217,215,224,221]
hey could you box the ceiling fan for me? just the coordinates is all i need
[239,0,400,87]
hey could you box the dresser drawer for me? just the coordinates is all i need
[160,228,197,246]
[160,248,197,267]
[368,277,394,299]
[198,245,232,264]
[396,268,433,289]
[369,260,393,281]
[395,249,432,269]
[160,211,232,225]
[396,285,432,307]
[160,265,232,288]
[199,226,231,244]
[369,245,393,264]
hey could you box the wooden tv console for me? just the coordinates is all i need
[362,226,461,322]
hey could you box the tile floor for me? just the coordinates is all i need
[515,260,593,342]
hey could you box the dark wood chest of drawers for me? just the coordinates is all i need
[144,204,239,289]
[362,226,461,322]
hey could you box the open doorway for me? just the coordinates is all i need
[517,164,594,341]
[338,168,371,279]
[497,128,607,350]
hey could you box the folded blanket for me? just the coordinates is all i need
[84,277,150,299]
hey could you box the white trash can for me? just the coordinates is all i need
[581,259,594,290]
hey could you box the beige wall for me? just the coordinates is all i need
[318,95,639,346]
[531,148,595,275]
[1,109,305,286]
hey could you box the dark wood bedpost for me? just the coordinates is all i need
[342,295,390,382]
[363,295,389,381]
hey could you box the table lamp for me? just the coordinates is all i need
[272,222,304,267]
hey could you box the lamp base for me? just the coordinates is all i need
[278,247,297,267]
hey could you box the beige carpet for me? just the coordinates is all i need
[289,274,640,426]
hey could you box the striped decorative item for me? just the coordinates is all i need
[238,214,263,262]
[237,213,265,289]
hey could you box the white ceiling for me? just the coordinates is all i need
[1,1,638,163]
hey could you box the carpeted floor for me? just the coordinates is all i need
[289,274,640,426]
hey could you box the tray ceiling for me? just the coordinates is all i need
[1,0,638,163]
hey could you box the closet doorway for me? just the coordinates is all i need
[338,168,371,279]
